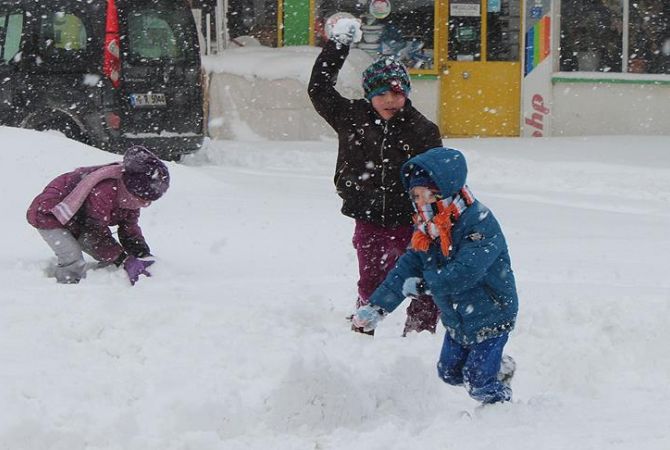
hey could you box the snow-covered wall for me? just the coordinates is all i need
[204,46,670,140]
[551,77,670,136]
[203,45,440,141]
[204,46,370,141]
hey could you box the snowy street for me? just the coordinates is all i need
[2,127,670,449]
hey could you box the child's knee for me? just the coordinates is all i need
[437,361,463,386]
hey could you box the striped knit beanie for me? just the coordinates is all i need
[362,56,411,100]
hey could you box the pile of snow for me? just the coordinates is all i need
[2,125,670,449]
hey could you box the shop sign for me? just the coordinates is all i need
[451,0,480,17]
[522,0,553,137]
[524,94,550,137]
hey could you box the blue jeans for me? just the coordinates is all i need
[437,332,512,404]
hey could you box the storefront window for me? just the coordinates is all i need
[314,0,436,70]
[448,1,482,61]
[560,0,669,74]
[447,0,520,62]
[559,0,623,72]
[629,1,670,74]
[487,0,521,61]
[194,0,278,47]
[227,0,277,46]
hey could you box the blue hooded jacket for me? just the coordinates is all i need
[369,147,518,345]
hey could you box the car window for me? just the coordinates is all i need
[39,11,89,63]
[125,7,197,65]
[0,11,23,63]
[128,14,180,60]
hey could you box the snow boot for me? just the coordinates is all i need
[498,355,516,388]
[351,324,375,336]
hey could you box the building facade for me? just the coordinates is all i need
[221,0,669,137]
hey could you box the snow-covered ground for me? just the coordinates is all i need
[2,126,669,449]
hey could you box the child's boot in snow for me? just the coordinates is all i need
[351,324,375,336]
[498,355,516,388]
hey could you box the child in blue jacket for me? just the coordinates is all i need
[352,147,519,404]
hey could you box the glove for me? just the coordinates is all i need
[326,14,362,46]
[123,255,155,286]
[351,304,387,333]
[402,277,429,298]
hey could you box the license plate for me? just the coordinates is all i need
[129,93,167,107]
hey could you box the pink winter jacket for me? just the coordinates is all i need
[27,165,150,263]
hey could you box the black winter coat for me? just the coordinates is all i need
[308,41,442,228]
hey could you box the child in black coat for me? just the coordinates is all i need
[308,16,443,335]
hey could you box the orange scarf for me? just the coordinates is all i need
[410,187,474,257]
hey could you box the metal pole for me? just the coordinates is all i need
[191,8,205,56]
[206,12,212,55]
[215,0,224,52]
[622,0,629,73]
[222,0,229,49]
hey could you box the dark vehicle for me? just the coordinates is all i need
[0,0,204,160]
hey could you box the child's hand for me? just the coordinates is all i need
[402,277,429,298]
[326,14,362,46]
[352,304,387,332]
[123,255,154,285]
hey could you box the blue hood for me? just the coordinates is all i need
[401,147,467,197]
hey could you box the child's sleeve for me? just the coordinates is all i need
[118,210,151,257]
[307,40,352,130]
[413,115,442,151]
[80,185,125,262]
[423,220,504,295]
[369,250,424,313]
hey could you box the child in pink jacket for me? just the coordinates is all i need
[27,146,169,285]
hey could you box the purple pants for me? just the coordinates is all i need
[352,220,413,305]
[352,220,440,334]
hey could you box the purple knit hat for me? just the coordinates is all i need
[122,146,170,201]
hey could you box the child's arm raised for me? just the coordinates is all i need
[308,40,354,130]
